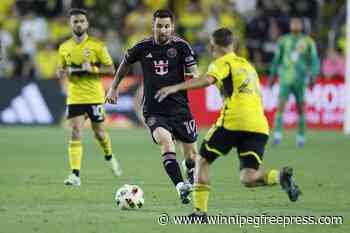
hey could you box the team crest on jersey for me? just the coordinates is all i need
[167,48,177,58]
[84,49,91,58]
[147,117,156,127]
[296,40,307,53]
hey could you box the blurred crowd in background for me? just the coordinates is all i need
[0,0,346,81]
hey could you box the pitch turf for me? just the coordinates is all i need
[0,127,348,233]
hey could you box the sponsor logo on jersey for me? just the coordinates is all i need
[154,60,169,76]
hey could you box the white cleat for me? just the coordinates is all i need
[176,181,192,204]
[64,174,81,186]
[296,135,305,148]
[273,132,282,145]
[110,156,122,177]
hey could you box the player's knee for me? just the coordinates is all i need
[159,139,174,152]
[197,156,209,167]
[156,133,174,152]
[240,173,255,187]
[153,128,174,152]
[71,125,82,140]
[277,102,285,112]
[184,147,198,160]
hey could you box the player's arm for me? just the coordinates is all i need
[309,38,320,85]
[83,43,115,75]
[185,64,200,79]
[56,46,69,78]
[106,42,141,104]
[105,58,131,104]
[269,37,284,86]
[82,63,115,75]
[155,74,215,102]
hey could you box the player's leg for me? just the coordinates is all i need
[238,132,301,201]
[64,106,85,186]
[88,104,122,176]
[273,83,290,144]
[172,116,198,185]
[152,126,190,204]
[91,122,122,176]
[188,155,211,221]
[238,132,273,187]
[293,83,306,147]
[191,126,233,216]
[179,142,198,185]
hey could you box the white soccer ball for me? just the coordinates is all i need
[115,184,144,210]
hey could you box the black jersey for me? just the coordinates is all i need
[124,36,197,116]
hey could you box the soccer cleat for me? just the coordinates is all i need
[296,135,305,148]
[273,132,282,145]
[176,182,192,204]
[64,174,81,186]
[279,167,301,202]
[109,155,122,177]
[181,160,194,185]
[187,211,208,224]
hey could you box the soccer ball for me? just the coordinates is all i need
[115,184,144,210]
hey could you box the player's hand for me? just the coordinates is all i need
[57,68,69,79]
[268,76,275,88]
[105,88,119,104]
[309,76,316,88]
[154,85,179,102]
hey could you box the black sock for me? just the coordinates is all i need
[185,159,195,184]
[162,152,184,186]
[185,159,195,170]
[72,169,80,177]
[105,154,112,161]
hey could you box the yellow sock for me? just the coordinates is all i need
[265,169,279,185]
[192,184,211,213]
[68,140,83,170]
[97,133,113,156]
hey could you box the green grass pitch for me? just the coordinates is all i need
[0,127,348,233]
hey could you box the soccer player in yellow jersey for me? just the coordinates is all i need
[57,8,122,186]
[156,28,301,219]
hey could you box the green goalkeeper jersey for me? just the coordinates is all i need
[270,33,320,85]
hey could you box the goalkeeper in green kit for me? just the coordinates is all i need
[269,17,320,147]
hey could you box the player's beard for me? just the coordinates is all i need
[158,34,170,45]
[73,29,86,37]
[291,30,301,36]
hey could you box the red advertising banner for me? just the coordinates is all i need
[188,77,345,130]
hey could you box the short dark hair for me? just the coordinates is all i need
[69,8,89,18]
[153,9,174,22]
[212,28,234,47]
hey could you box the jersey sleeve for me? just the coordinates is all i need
[308,38,320,77]
[206,61,230,82]
[58,45,66,68]
[123,42,143,65]
[270,37,284,76]
[97,43,113,66]
[179,41,197,67]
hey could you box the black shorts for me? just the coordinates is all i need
[66,104,105,123]
[200,126,268,170]
[144,113,198,144]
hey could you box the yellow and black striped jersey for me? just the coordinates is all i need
[206,52,269,135]
[58,36,113,104]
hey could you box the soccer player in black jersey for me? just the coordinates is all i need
[106,9,199,204]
